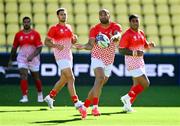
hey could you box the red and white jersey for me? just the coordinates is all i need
[47,23,74,61]
[90,22,122,65]
[119,28,149,70]
[13,29,42,63]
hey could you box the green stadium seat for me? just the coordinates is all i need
[170,5,180,15]
[60,3,73,14]
[6,24,19,35]
[157,15,170,25]
[144,15,157,25]
[73,0,86,3]
[88,13,99,26]
[101,3,114,15]
[0,2,4,13]
[5,0,17,2]
[76,24,89,35]
[31,0,44,3]
[161,36,174,47]
[129,4,141,15]
[87,3,100,14]
[33,13,46,24]
[116,15,128,26]
[0,24,5,34]
[127,0,140,4]
[147,47,162,54]
[168,0,180,4]
[46,3,58,14]
[0,13,5,24]
[59,0,72,3]
[34,24,47,35]
[67,13,74,24]
[6,13,18,24]
[18,0,31,3]
[115,4,128,15]
[19,2,32,14]
[173,26,180,36]
[99,0,113,4]
[175,36,180,46]
[159,25,172,36]
[74,3,86,14]
[45,0,58,3]
[47,13,58,26]
[145,25,158,36]
[154,0,167,4]
[171,15,180,26]
[86,0,100,4]
[0,35,6,46]
[32,3,45,14]
[142,4,155,15]
[114,0,126,4]
[7,34,15,46]
[74,14,88,24]
[5,2,18,13]
[156,4,169,15]
[141,0,154,4]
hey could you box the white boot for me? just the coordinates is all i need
[37,92,43,102]
[19,95,28,103]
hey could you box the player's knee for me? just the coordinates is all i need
[20,73,28,80]
[143,80,150,89]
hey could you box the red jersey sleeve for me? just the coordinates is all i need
[47,26,56,39]
[34,32,43,47]
[89,26,96,39]
[113,23,122,34]
[119,32,130,48]
[13,33,19,48]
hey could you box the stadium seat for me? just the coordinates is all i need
[18,0,31,3]
[74,3,86,14]
[19,2,32,14]
[74,14,88,25]
[173,26,180,36]
[34,24,47,35]
[154,0,167,4]
[32,3,45,14]
[127,0,140,4]
[46,3,58,14]
[47,13,58,26]
[115,4,128,15]
[116,15,129,26]
[144,15,157,25]
[41,46,50,53]
[162,48,175,53]
[175,36,180,46]
[171,15,180,26]
[19,13,33,23]
[129,4,141,15]
[168,0,180,4]
[101,3,114,14]
[147,47,162,54]
[142,4,155,15]
[141,0,154,4]
[161,36,174,47]
[73,0,86,3]
[86,0,99,4]
[33,13,46,24]
[156,4,169,15]
[145,25,158,36]
[157,15,170,25]
[60,3,73,14]
[170,5,180,15]
[45,0,58,3]
[0,24,5,34]
[0,2,4,13]
[114,0,127,4]
[159,25,172,36]
[77,35,89,53]
[0,13,5,24]
[67,13,74,24]
[6,13,19,24]
[6,24,19,35]
[7,34,15,46]
[76,24,89,35]
[0,35,6,46]
[87,3,100,14]
[31,0,44,3]
[99,0,112,4]
[88,13,99,26]
[5,2,18,13]
[147,35,160,46]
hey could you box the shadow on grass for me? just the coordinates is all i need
[0,108,48,113]
[33,118,82,124]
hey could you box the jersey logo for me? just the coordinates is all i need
[30,35,34,40]
[133,36,137,41]
[60,29,64,33]
[20,36,23,41]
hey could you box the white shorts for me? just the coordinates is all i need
[56,59,72,72]
[128,67,146,78]
[91,58,112,77]
[18,62,40,72]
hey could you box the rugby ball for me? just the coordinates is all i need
[96,33,110,48]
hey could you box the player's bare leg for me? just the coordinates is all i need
[31,71,43,102]
[19,68,29,102]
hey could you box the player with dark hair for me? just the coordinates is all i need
[44,8,83,112]
[119,14,155,112]
[75,9,122,119]
[8,16,43,103]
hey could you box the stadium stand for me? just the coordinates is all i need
[0,0,180,53]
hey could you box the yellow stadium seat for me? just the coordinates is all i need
[99,0,113,4]
[87,3,100,14]
[115,4,128,15]
[31,0,44,3]
[157,15,170,25]
[76,24,89,35]
[129,4,141,15]
[114,0,126,4]
[159,25,172,36]
[34,24,47,35]
[60,3,73,14]
[46,3,58,14]
[0,2,4,13]
[175,36,180,46]
[74,14,88,25]
[19,2,32,13]
[67,13,74,24]
[47,13,58,25]
[7,34,15,46]
[5,0,17,2]
[0,35,6,46]
[74,3,86,14]
[156,4,169,15]
[171,15,180,26]
[170,5,180,15]
[173,26,180,36]
[127,0,140,4]
[162,48,175,54]
[145,25,158,36]
[86,0,99,4]
[5,2,18,13]
[121,24,129,32]
[0,13,5,24]
[33,13,46,24]
[101,3,114,15]
[161,36,174,47]
[144,15,157,25]
[142,4,155,15]
[147,35,160,46]
[154,0,167,4]
[45,0,58,3]
[6,13,18,24]
[19,13,33,23]
[73,0,86,3]
[18,0,31,3]
[116,15,128,25]
[147,47,162,54]
[32,3,45,14]
[42,46,50,53]
[0,24,5,34]
[6,24,19,35]
[168,0,180,4]
[141,0,154,4]
[88,13,99,26]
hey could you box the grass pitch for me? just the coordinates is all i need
[0,106,180,126]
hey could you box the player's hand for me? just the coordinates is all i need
[148,41,156,48]
[74,43,85,50]
[54,44,64,51]
[27,56,33,62]
[137,50,144,56]
[110,34,121,42]
[72,34,78,44]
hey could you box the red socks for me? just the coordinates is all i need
[20,79,28,95]
[71,95,79,103]
[128,84,144,104]
[84,97,99,108]
[84,99,91,108]
[93,97,99,106]
[35,80,42,92]
[49,89,57,98]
